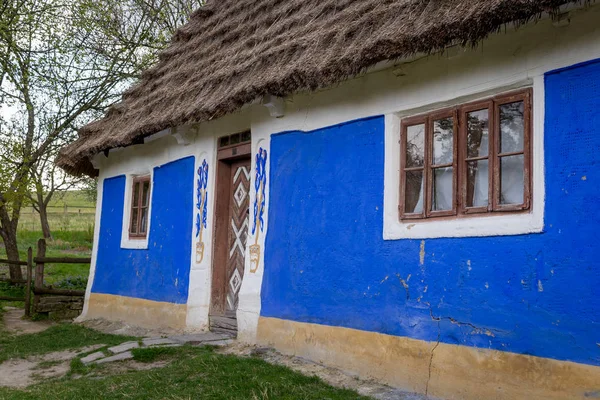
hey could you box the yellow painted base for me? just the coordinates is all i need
[257,317,600,400]
[86,293,187,330]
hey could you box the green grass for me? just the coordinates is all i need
[0,346,369,400]
[131,346,180,363]
[47,191,95,209]
[0,230,93,311]
[18,190,96,232]
[0,324,136,364]
[0,230,93,289]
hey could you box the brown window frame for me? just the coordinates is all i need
[129,175,151,239]
[399,89,532,221]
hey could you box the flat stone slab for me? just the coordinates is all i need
[169,332,233,344]
[142,337,179,346]
[201,339,234,347]
[146,343,182,348]
[94,351,133,364]
[80,351,106,364]
[107,341,139,354]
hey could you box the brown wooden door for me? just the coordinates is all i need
[210,157,250,333]
[225,159,250,312]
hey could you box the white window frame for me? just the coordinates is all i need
[383,80,545,240]
[121,170,154,249]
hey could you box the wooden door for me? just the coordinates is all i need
[210,156,250,333]
[225,159,250,312]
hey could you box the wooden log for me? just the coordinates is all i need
[32,287,85,296]
[33,257,91,264]
[33,239,46,311]
[0,296,24,302]
[0,278,27,284]
[0,259,28,266]
[24,247,33,317]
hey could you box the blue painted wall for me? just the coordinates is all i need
[261,60,600,366]
[93,156,194,304]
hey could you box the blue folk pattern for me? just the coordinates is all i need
[252,148,267,235]
[196,159,209,238]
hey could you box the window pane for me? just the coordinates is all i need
[219,136,229,148]
[467,109,489,158]
[500,155,524,205]
[404,170,424,213]
[132,182,140,206]
[433,117,454,165]
[142,181,150,207]
[140,208,148,234]
[466,160,489,207]
[499,101,525,153]
[432,167,453,211]
[406,124,425,168]
[130,208,138,234]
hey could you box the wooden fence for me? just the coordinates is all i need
[0,239,90,317]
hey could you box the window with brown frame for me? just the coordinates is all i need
[400,89,531,220]
[129,175,151,238]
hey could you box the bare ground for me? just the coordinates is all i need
[2,308,54,335]
[78,317,183,337]
[0,345,104,388]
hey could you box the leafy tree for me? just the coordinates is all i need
[0,0,203,280]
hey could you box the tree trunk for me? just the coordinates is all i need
[1,228,23,281]
[39,203,52,240]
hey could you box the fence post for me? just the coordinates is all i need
[33,239,46,312]
[24,247,33,317]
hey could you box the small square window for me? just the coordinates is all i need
[129,175,151,239]
[399,89,532,221]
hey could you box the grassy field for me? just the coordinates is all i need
[18,190,96,232]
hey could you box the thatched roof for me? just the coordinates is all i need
[58,0,578,176]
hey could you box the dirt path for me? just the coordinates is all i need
[0,345,104,388]
[2,308,54,335]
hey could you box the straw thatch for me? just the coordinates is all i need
[58,0,578,176]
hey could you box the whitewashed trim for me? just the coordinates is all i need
[120,170,155,249]
[75,174,105,321]
[383,78,545,239]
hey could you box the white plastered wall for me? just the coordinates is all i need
[82,3,600,339]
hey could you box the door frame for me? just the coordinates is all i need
[210,141,252,316]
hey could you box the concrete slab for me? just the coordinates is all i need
[146,343,182,348]
[80,351,106,364]
[142,337,179,346]
[94,351,133,364]
[169,332,232,344]
[201,339,234,347]
[107,341,139,354]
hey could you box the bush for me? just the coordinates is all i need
[54,276,88,290]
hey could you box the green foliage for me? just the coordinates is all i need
[0,346,368,399]
[0,230,91,308]
[53,276,87,290]
[0,281,24,307]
